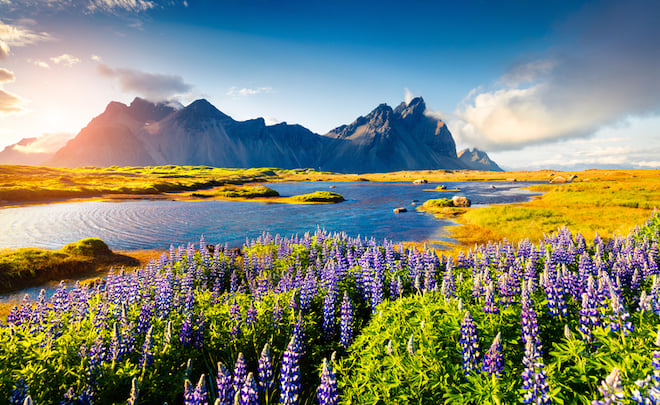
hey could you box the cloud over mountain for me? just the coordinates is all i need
[97,63,193,101]
[451,0,660,151]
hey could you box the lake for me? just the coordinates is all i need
[0,181,540,251]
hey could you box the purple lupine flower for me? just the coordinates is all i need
[258,343,274,391]
[441,262,456,298]
[180,311,194,346]
[521,340,551,405]
[192,374,208,405]
[370,271,383,311]
[339,291,354,349]
[592,368,625,405]
[88,334,106,377]
[232,353,248,396]
[239,372,259,405]
[127,378,139,405]
[459,311,481,375]
[139,325,154,369]
[578,277,601,342]
[61,385,94,405]
[230,299,242,340]
[183,379,195,405]
[216,362,233,405]
[279,336,302,405]
[482,332,503,378]
[163,320,173,346]
[109,322,122,362]
[322,290,336,341]
[246,302,258,328]
[193,313,205,349]
[317,358,339,405]
[483,281,499,314]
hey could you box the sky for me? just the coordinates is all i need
[0,0,658,170]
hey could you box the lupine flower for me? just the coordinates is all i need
[216,362,233,405]
[482,332,503,378]
[317,358,339,405]
[232,353,248,396]
[459,311,480,375]
[280,336,302,405]
[246,302,258,328]
[483,281,499,314]
[272,297,283,330]
[180,312,194,346]
[592,367,625,405]
[521,341,551,405]
[407,334,415,356]
[9,378,29,405]
[239,372,259,405]
[322,290,336,340]
[258,343,274,391]
[339,292,354,349]
[127,378,139,405]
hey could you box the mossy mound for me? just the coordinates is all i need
[423,198,454,208]
[0,238,137,293]
[291,191,345,203]
[62,238,112,257]
[192,185,280,199]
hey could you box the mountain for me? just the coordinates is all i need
[321,97,464,172]
[47,96,502,172]
[0,133,73,165]
[457,148,503,171]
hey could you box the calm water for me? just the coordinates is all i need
[0,181,540,251]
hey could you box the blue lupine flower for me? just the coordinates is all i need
[279,336,301,405]
[322,290,336,340]
[339,292,354,349]
[246,302,258,328]
[483,332,503,378]
[592,368,625,405]
[232,353,248,396]
[317,358,339,405]
[258,343,274,391]
[216,361,233,405]
[459,311,480,375]
[239,372,259,405]
[521,341,551,405]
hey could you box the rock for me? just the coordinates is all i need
[568,175,578,181]
[412,199,419,202]
[206,244,215,254]
[413,179,428,184]
[452,196,471,207]
[436,185,447,190]
[489,185,496,189]
[550,176,567,184]
[329,185,336,188]
[506,178,517,182]
[393,207,408,213]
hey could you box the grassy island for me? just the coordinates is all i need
[290,191,345,203]
[0,238,139,293]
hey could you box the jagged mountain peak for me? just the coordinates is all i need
[394,96,426,121]
[458,147,503,171]
[180,99,230,120]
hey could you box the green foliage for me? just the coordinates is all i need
[423,198,454,207]
[291,191,345,203]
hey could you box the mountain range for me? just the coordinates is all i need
[1,97,502,172]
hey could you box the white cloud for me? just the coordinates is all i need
[90,54,102,62]
[0,67,14,83]
[0,20,52,48]
[227,86,273,97]
[98,63,193,101]
[50,53,81,67]
[264,117,282,126]
[404,88,414,104]
[0,40,8,59]
[87,0,155,13]
[10,132,74,154]
[28,58,50,68]
[637,161,660,168]
[0,89,25,115]
[448,1,660,152]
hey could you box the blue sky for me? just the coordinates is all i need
[0,0,658,170]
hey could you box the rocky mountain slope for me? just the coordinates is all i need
[43,96,502,172]
[457,148,503,171]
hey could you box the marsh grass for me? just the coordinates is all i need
[191,185,279,199]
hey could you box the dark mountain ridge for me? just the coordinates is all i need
[44,96,503,172]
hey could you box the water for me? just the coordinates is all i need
[0,181,539,251]
[0,181,540,302]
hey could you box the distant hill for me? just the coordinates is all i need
[44,96,503,172]
[0,133,72,165]
[458,148,503,171]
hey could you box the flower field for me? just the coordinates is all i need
[2,213,660,404]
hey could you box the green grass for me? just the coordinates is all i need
[290,191,345,203]
[423,198,454,208]
[0,238,137,293]
[191,185,280,199]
